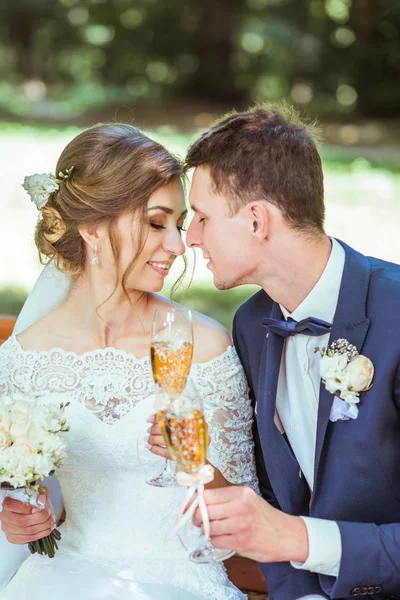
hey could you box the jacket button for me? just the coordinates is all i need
[351,589,362,596]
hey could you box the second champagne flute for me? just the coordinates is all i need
[163,378,235,563]
[146,307,193,487]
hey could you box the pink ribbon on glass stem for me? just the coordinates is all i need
[165,464,214,543]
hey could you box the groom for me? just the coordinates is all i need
[184,105,400,600]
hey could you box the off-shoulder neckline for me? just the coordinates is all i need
[6,334,237,369]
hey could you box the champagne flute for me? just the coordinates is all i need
[146,307,193,487]
[162,379,235,563]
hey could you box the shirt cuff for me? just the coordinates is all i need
[291,516,342,577]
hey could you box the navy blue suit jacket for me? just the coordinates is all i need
[232,241,400,600]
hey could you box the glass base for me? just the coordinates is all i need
[189,542,235,564]
[146,460,177,487]
[145,472,177,487]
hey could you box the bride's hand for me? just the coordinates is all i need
[0,490,55,545]
[146,414,172,460]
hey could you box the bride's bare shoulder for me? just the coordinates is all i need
[191,310,232,364]
[16,308,67,351]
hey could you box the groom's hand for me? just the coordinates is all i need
[146,414,171,460]
[0,491,55,545]
[193,486,309,564]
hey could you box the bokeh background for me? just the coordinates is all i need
[1,0,400,329]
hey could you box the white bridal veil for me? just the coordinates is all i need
[13,262,73,334]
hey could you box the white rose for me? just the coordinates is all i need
[319,353,349,381]
[12,401,31,414]
[9,411,34,441]
[22,173,59,209]
[344,355,374,393]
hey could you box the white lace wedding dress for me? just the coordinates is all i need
[0,335,258,600]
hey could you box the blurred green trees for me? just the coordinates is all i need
[0,0,399,120]
[0,284,29,317]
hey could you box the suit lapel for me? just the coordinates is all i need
[312,241,371,493]
[257,303,310,513]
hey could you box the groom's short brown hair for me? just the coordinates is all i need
[185,103,325,233]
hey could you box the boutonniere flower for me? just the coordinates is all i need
[315,339,374,422]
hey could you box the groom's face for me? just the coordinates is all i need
[187,167,256,290]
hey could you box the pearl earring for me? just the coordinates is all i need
[91,245,99,266]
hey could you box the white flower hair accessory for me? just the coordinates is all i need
[22,166,74,210]
[315,338,374,422]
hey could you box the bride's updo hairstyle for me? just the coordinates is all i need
[35,123,184,287]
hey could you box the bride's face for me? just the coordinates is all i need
[101,179,187,293]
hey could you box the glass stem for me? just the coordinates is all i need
[163,459,176,477]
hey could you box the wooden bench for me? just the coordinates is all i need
[0,316,268,597]
[0,316,16,344]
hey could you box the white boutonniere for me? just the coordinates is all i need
[315,339,374,422]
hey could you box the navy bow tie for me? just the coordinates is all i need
[262,316,332,338]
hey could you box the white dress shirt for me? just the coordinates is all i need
[275,238,345,599]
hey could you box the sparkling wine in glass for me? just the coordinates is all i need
[146,307,193,487]
[164,379,235,563]
[150,340,193,399]
[159,408,208,473]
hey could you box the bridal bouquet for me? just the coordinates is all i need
[0,393,69,558]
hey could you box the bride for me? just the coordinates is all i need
[0,124,258,599]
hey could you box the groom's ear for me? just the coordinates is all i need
[248,202,269,240]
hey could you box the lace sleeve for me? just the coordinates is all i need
[191,347,259,493]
